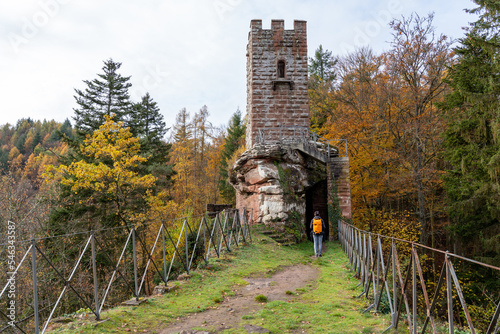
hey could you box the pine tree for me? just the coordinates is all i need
[309,45,336,82]
[73,59,132,138]
[130,93,174,187]
[59,119,73,139]
[219,109,245,205]
[441,0,500,265]
[130,93,167,143]
[309,45,337,132]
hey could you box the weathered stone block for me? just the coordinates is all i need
[259,185,283,195]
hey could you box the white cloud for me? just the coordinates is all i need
[0,0,474,129]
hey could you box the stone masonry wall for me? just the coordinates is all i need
[246,20,309,148]
[327,157,352,219]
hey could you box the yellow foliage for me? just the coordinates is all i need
[169,112,227,214]
[43,116,160,226]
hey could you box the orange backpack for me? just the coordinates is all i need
[313,218,323,234]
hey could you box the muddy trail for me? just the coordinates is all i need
[159,263,319,334]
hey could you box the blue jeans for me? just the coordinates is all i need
[313,234,323,256]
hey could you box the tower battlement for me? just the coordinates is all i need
[246,20,309,148]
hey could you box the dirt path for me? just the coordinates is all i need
[159,264,319,334]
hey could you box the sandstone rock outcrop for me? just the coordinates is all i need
[230,144,324,238]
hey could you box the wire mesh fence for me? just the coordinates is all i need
[0,208,252,333]
[338,220,500,334]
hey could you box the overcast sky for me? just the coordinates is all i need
[1,0,475,131]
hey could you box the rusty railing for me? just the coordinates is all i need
[0,208,252,334]
[338,220,500,334]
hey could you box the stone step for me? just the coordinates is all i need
[252,225,296,245]
[274,238,293,244]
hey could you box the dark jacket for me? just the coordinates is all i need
[310,216,326,235]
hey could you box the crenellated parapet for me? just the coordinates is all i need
[246,20,309,149]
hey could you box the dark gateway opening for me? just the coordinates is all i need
[305,179,329,241]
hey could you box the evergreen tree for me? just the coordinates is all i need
[219,109,245,205]
[73,59,132,138]
[308,45,337,132]
[131,93,174,188]
[309,45,337,82]
[441,0,500,265]
[60,118,73,139]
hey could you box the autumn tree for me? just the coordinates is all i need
[319,14,453,246]
[385,13,453,245]
[326,47,400,228]
[69,60,173,198]
[192,106,211,209]
[207,127,226,205]
[44,116,157,233]
[169,106,226,214]
[169,108,193,206]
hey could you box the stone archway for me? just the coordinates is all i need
[305,179,329,241]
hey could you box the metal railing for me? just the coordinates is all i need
[0,208,252,334]
[255,125,348,159]
[338,220,500,334]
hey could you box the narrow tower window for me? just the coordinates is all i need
[277,60,285,78]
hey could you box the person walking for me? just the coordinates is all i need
[310,211,326,257]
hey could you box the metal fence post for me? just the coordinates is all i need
[31,239,40,334]
[132,226,139,301]
[412,244,417,334]
[337,219,341,242]
[162,225,167,284]
[204,218,208,262]
[91,232,100,320]
[392,238,397,328]
[446,253,454,334]
[487,301,500,334]
[184,219,189,274]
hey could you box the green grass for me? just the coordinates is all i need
[235,242,393,334]
[48,235,393,333]
[254,294,269,303]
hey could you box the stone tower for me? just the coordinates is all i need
[231,19,351,242]
[246,19,309,148]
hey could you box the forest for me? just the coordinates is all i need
[0,0,499,329]
[0,59,245,242]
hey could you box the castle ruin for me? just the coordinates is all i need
[230,20,351,242]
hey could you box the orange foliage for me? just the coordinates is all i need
[316,14,453,244]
